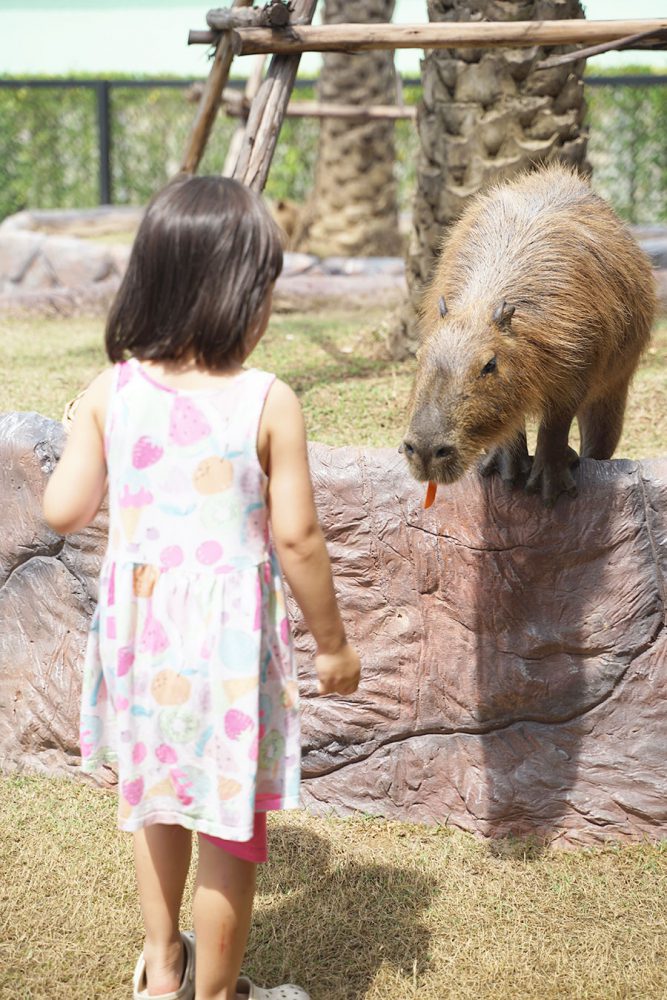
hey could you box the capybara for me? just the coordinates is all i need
[268,197,302,249]
[402,164,657,507]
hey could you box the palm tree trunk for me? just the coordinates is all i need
[389,0,589,358]
[297,0,402,257]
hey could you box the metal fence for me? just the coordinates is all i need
[0,74,665,224]
[585,75,667,225]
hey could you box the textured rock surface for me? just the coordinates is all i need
[0,413,110,781]
[297,447,667,847]
[1,413,666,846]
[0,208,663,316]
[0,210,131,301]
[0,209,407,314]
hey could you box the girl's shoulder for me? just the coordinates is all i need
[263,376,302,421]
[68,367,115,428]
[257,377,304,470]
[88,366,116,396]
[262,378,305,446]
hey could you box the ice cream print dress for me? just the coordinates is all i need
[80,360,302,841]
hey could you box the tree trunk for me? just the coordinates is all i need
[389,0,589,359]
[297,0,402,257]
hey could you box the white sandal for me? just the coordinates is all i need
[235,977,311,1000]
[132,931,195,1000]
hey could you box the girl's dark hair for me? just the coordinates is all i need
[105,175,283,369]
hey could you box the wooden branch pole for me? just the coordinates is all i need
[223,92,417,121]
[222,53,267,177]
[231,0,319,193]
[283,101,416,121]
[179,0,253,175]
[207,4,293,30]
[230,18,667,56]
[189,6,306,45]
[189,30,218,45]
[538,27,667,69]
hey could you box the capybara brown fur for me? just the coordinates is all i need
[403,164,657,507]
[268,198,302,250]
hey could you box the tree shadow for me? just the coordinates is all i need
[244,823,436,1000]
[288,346,408,398]
[264,315,415,398]
[467,457,661,847]
[306,448,665,851]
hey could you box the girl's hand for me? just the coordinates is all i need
[315,643,361,696]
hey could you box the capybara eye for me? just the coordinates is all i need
[403,442,415,457]
[480,357,497,376]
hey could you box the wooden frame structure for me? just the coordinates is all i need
[181,0,319,184]
[181,3,667,192]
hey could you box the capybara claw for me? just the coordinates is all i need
[526,462,578,507]
[479,438,532,487]
[478,453,495,478]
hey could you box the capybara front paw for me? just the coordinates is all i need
[479,443,532,487]
[525,449,580,507]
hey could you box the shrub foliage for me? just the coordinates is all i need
[0,73,664,225]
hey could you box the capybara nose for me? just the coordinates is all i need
[401,438,457,465]
[433,443,457,461]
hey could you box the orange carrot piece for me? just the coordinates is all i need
[424,480,437,509]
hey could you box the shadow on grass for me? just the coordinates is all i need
[285,353,407,398]
[262,319,413,398]
[246,824,435,1000]
[485,833,549,862]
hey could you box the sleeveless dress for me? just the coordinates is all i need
[79,359,301,842]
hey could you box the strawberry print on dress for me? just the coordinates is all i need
[80,360,301,842]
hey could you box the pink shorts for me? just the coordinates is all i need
[200,811,268,863]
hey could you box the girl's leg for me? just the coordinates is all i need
[193,834,257,1000]
[133,824,193,996]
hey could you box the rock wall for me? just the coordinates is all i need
[1,412,666,846]
[0,209,134,312]
[0,208,664,317]
[0,209,407,315]
[298,447,667,848]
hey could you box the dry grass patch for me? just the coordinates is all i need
[0,309,410,443]
[85,230,138,246]
[1,776,666,1000]
[0,314,106,421]
[0,311,665,462]
[1,310,667,998]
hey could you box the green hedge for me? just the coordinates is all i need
[0,78,320,221]
[586,70,667,225]
[0,73,665,226]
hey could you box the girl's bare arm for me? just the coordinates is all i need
[42,370,111,535]
[261,379,360,696]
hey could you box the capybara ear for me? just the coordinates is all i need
[492,300,516,332]
[438,295,448,318]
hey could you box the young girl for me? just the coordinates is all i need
[43,175,361,1000]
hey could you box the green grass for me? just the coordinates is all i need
[2,310,667,998]
[1,775,666,1000]
[84,230,137,246]
[1,310,666,458]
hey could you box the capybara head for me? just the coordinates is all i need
[403,297,528,484]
